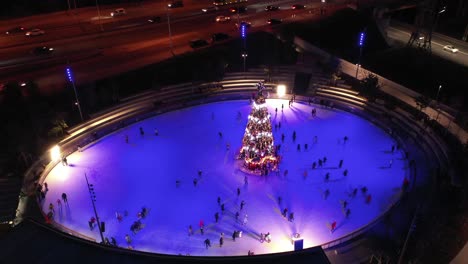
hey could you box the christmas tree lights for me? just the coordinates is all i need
[239,83,279,174]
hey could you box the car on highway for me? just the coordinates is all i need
[168,1,183,8]
[443,45,458,53]
[32,46,54,55]
[267,18,282,25]
[265,5,279,11]
[25,29,45,36]
[5,26,25,35]
[236,21,252,29]
[202,6,218,12]
[148,16,161,23]
[111,8,126,17]
[291,4,305,9]
[215,16,231,22]
[230,6,247,13]
[189,39,209,49]
[212,33,230,42]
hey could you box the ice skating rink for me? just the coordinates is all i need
[41,99,407,256]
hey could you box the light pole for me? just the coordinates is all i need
[435,85,442,121]
[66,67,84,122]
[240,23,247,72]
[166,2,174,56]
[355,31,365,79]
[95,0,103,31]
[436,85,442,102]
[242,52,248,72]
[85,174,105,243]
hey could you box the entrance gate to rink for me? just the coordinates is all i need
[20,77,449,252]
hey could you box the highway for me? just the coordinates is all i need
[386,22,468,67]
[0,0,341,93]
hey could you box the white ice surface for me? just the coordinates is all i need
[42,99,407,256]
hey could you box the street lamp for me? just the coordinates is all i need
[355,31,365,79]
[435,85,442,121]
[436,85,442,102]
[66,67,84,122]
[241,52,248,72]
[166,2,175,56]
[95,0,103,31]
[85,174,105,243]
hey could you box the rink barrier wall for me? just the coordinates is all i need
[22,77,445,256]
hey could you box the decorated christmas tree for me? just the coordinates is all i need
[239,83,279,174]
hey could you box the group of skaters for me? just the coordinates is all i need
[125,127,159,144]
[36,180,69,224]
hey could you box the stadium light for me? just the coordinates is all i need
[277,84,286,97]
[50,145,61,162]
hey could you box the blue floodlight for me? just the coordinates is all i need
[358,32,365,47]
[241,24,246,39]
[66,67,73,82]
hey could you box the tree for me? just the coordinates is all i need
[359,73,380,100]
[414,95,430,112]
[47,118,69,138]
[239,83,279,173]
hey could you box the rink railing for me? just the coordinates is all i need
[21,78,442,251]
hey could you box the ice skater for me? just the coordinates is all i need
[193,178,198,187]
[323,156,327,164]
[304,143,308,150]
[325,172,330,182]
[292,131,296,141]
[323,189,330,199]
[221,203,225,213]
[389,159,393,168]
[282,208,288,218]
[339,159,343,168]
[278,196,282,205]
[329,221,337,233]
[240,200,245,210]
[281,133,285,142]
[219,236,224,247]
[188,225,193,236]
[217,196,221,206]
[139,127,144,136]
[61,192,68,203]
[343,136,348,143]
[215,212,219,223]
[116,212,123,222]
[61,157,68,166]
[154,129,159,136]
[237,187,241,196]
[204,239,211,249]
[125,234,131,244]
[288,212,294,222]
[297,144,301,151]
[218,132,223,138]
[243,214,248,225]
